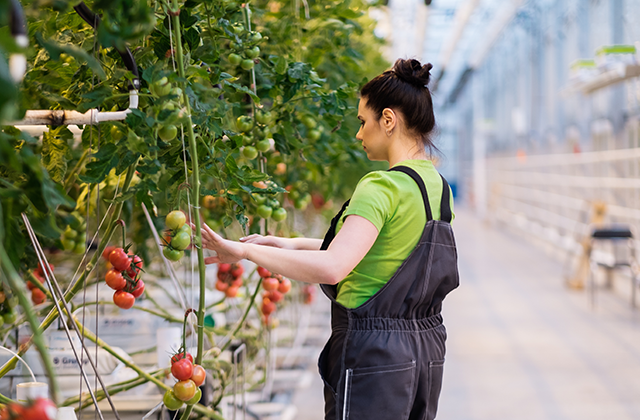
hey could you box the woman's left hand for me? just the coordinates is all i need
[197,222,247,265]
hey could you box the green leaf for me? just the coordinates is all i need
[79,143,119,184]
[41,127,72,184]
[223,80,259,103]
[185,28,200,51]
[35,33,106,80]
[272,133,291,155]
[269,55,288,75]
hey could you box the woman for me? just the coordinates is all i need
[201,58,459,420]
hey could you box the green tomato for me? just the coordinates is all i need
[242,146,258,160]
[256,139,271,153]
[73,242,86,255]
[236,116,253,132]
[61,237,76,251]
[255,110,273,125]
[3,311,16,325]
[63,226,78,239]
[159,125,178,142]
[254,194,267,205]
[186,388,202,406]
[271,207,287,222]
[178,223,192,235]
[231,23,245,35]
[162,101,177,111]
[70,212,84,230]
[248,31,263,42]
[241,59,255,70]
[166,210,187,230]
[171,231,191,251]
[245,46,260,59]
[228,53,242,66]
[301,115,317,129]
[151,77,172,97]
[163,389,184,410]
[307,129,321,141]
[256,205,273,219]
[111,126,123,141]
[268,199,280,208]
[163,247,184,262]
[171,87,182,98]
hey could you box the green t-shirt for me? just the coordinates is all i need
[334,159,454,308]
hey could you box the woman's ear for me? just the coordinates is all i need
[381,108,397,131]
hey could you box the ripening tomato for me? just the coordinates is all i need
[173,380,197,402]
[257,266,271,278]
[105,269,126,290]
[166,210,186,230]
[190,364,206,387]
[230,263,244,278]
[35,262,53,277]
[113,290,135,309]
[215,280,229,292]
[31,288,46,304]
[109,248,131,272]
[266,289,283,303]
[218,263,231,273]
[186,388,202,406]
[261,299,276,315]
[163,389,184,410]
[262,277,279,292]
[129,280,145,298]
[231,277,243,288]
[278,278,292,294]
[225,285,240,298]
[171,352,194,365]
[126,254,143,278]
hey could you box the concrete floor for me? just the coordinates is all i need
[293,206,640,420]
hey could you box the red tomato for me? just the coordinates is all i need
[26,281,36,291]
[126,254,143,278]
[257,266,271,278]
[215,280,229,292]
[171,358,194,380]
[171,352,194,365]
[173,380,197,402]
[261,299,276,315]
[265,289,283,303]
[231,277,243,288]
[230,263,244,278]
[105,269,126,290]
[225,285,239,298]
[102,245,117,261]
[23,398,57,420]
[218,263,231,273]
[109,248,131,271]
[113,290,135,309]
[129,280,145,298]
[34,262,53,277]
[4,403,25,419]
[278,277,292,294]
[262,277,279,292]
[31,288,46,305]
[190,365,206,387]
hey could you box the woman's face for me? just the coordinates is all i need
[356,98,389,162]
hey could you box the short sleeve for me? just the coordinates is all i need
[342,171,396,232]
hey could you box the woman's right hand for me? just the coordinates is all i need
[239,234,290,249]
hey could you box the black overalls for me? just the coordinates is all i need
[318,166,459,420]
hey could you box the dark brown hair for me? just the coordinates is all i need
[360,59,437,152]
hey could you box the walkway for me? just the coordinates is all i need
[294,206,640,420]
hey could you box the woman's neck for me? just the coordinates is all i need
[387,137,428,167]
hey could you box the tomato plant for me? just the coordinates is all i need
[173,380,197,402]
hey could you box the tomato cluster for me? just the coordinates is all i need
[60,211,87,254]
[258,267,292,325]
[162,210,191,262]
[285,181,312,210]
[102,247,145,310]
[253,183,287,223]
[302,284,317,305]
[215,263,244,298]
[0,398,57,420]
[226,23,263,73]
[163,352,206,410]
[27,262,53,305]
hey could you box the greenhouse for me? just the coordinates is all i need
[1,0,640,419]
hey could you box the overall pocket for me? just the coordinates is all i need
[342,360,416,420]
[425,360,445,420]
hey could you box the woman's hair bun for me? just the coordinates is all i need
[392,59,432,88]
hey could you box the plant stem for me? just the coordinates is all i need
[73,300,183,323]
[0,245,61,404]
[170,0,207,368]
[64,148,91,192]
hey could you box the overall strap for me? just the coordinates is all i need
[439,174,452,223]
[388,166,433,222]
[320,199,350,251]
